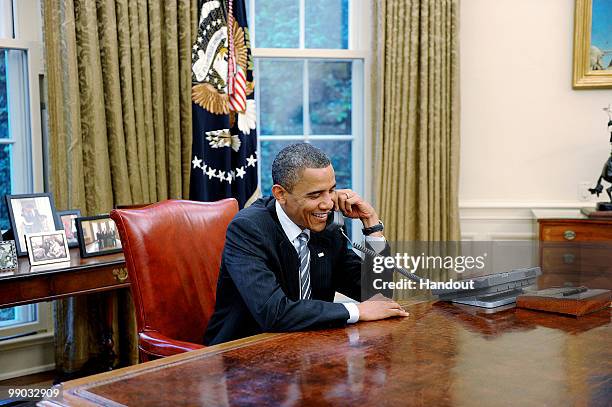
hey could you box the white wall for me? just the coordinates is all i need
[459,0,612,241]
[460,0,612,206]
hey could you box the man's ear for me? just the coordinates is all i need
[272,184,288,204]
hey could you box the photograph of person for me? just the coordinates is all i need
[25,231,71,266]
[6,194,61,256]
[58,210,81,248]
[76,216,122,257]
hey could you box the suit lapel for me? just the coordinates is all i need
[266,198,301,300]
[278,238,300,299]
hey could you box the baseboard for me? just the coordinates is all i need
[458,202,585,241]
[0,332,55,381]
[0,363,56,382]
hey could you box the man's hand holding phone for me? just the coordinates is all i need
[333,189,383,237]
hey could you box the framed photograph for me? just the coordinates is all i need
[0,240,18,272]
[6,193,62,257]
[75,215,123,258]
[25,230,71,266]
[573,0,612,88]
[58,210,81,248]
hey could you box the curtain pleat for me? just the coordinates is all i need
[374,0,461,298]
[44,0,198,372]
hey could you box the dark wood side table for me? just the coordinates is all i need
[0,249,129,374]
[537,218,612,290]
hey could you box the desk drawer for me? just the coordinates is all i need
[540,223,612,242]
[541,246,612,274]
[52,266,130,295]
[538,273,612,290]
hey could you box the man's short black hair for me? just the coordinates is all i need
[272,143,331,191]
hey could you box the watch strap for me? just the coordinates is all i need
[362,221,384,236]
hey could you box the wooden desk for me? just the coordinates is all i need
[0,249,128,308]
[41,301,611,406]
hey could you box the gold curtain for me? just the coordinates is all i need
[373,0,460,298]
[43,0,198,372]
[373,0,460,242]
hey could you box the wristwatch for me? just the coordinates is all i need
[362,220,384,236]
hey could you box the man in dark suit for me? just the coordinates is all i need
[204,143,408,345]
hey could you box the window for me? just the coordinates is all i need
[0,0,49,340]
[249,0,371,238]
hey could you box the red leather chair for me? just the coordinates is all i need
[110,199,238,361]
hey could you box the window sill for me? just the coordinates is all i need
[0,330,54,351]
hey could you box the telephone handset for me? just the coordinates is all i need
[325,210,346,232]
[328,210,423,284]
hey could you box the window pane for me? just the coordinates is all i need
[0,0,14,39]
[259,59,303,135]
[259,140,299,196]
[309,61,352,135]
[0,305,36,329]
[260,140,352,193]
[254,0,299,48]
[305,0,349,49]
[0,307,15,322]
[310,140,352,190]
[0,48,8,138]
[0,144,11,230]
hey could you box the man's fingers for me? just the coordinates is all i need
[335,189,359,217]
[387,307,409,317]
[345,194,360,215]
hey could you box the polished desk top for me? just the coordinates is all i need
[42,301,611,406]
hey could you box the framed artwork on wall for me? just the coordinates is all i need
[573,0,612,89]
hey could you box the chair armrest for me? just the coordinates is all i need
[139,331,205,357]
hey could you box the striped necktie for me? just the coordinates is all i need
[297,232,311,300]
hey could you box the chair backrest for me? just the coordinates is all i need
[110,199,238,344]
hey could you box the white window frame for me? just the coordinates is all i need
[249,0,373,238]
[0,0,51,345]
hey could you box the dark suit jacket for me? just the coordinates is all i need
[204,196,364,345]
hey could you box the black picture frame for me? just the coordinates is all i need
[58,210,82,248]
[5,193,62,257]
[75,215,123,258]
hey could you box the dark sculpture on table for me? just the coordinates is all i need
[589,108,612,212]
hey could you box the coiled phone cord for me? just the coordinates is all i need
[339,228,425,284]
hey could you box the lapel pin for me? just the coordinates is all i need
[318,252,324,257]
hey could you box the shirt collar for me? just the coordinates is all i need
[275,200,310,243]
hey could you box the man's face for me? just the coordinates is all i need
[275,165,336,232]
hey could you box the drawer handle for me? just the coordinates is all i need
[563,230,576,241]
[113,267,129,283]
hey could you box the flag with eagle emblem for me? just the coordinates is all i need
[190,0,258,208]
